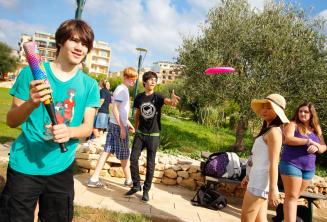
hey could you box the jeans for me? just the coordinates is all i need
[130,133,160,191]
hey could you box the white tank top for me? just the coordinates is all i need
[248,128,281,193]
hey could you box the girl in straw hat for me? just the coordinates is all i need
[280,102,326,222]
[241,94,289,222]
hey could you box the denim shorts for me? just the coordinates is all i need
[279,160,315,180]
[94,112,109,129]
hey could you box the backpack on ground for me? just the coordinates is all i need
[201,152,242,180]
[191,185,227,210]
[272,203,311,222]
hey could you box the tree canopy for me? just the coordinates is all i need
[0,42,18,76]
[177,0,327,150]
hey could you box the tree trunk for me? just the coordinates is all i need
[232,117,248,152]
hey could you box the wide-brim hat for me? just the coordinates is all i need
[251,93,289,124]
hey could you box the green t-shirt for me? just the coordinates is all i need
[9,62,100,175]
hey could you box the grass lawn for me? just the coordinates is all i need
[160,116,253,158]
[0,88,21,143]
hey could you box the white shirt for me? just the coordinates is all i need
[248,128,281,194]
[109,84,130,126]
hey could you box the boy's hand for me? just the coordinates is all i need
[128,125,135,133]
[120,127,127,140]
[46,124,71,143]
[171,90,180,106]
[28,80,52,108]
[241,176,248,188]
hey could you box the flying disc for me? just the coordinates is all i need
[205,67,235,75]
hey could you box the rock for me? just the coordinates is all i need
[190,172,204,182]
[162,176,177,185]
[177,176,183,184]
[75,152,100,160]
[179,178,197,190]
[140,174,146,181]
[155,163,165,171]
[109,167,124,178]
[164,164,173,170]
[107,156,121,164]
[139,165,146,175]
[152,178,162,184]
[153,170,164,178]
[164,169,177,179]
[99,170,111,179]
[177,171,189,179]
[169,158,178,165]
[158,156,168,164]
[188,165,200,173]
[172,165,182,171]
[75,159,98,170]
[181,164,191,171]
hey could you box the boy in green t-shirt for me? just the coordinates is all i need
[0,19,100,221]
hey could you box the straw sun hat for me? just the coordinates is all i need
[251,94,289,124]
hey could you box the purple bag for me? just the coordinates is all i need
[202,152,229,178]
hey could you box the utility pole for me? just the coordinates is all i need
[131,47,147,117]
[75,0,86,19]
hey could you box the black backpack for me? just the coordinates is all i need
[272,203,311,222]
[191,185,227,210]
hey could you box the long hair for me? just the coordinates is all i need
[99,78,108,89]
[291,102,321,136]
[256,116,283,138]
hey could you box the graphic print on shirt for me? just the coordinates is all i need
[54,88,76,125]
[140,102,156,120]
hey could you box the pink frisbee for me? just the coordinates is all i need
[205,66,235,75]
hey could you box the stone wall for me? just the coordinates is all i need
[75,141,205,191]
[75,139,327,202]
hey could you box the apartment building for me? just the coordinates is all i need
[18,33,111,76]
[152,61,184,84]
[85,41,111,76]
[18,32,56,65]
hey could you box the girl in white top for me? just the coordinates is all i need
[241,94,289,222]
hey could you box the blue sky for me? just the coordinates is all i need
[0,0,326,72]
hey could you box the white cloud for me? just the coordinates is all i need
[248,0,266,11]
[0,19,46,49]
[318,9,327,18]
[0,0,18,9]
[83,0,218,70]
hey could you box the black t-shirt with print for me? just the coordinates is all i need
[134,92,165,133]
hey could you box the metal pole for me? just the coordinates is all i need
[132,54,142,117]
[75,0,86,19]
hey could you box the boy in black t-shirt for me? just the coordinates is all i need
[125,71,180,201]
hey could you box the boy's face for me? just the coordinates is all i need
[125,77,137,87]
[58,35,88,65]
[144,77,157,91]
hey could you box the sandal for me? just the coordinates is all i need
[87,179,104,188]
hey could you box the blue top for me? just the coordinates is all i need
[9,62,100,175]
[281,128,320,171]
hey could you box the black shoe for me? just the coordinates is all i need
[142,190,149,202]
[125,186,141,196]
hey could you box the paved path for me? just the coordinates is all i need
[1,143,326,221]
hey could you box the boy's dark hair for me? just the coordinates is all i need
[55,19,94,57]
[142,71,158,86]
